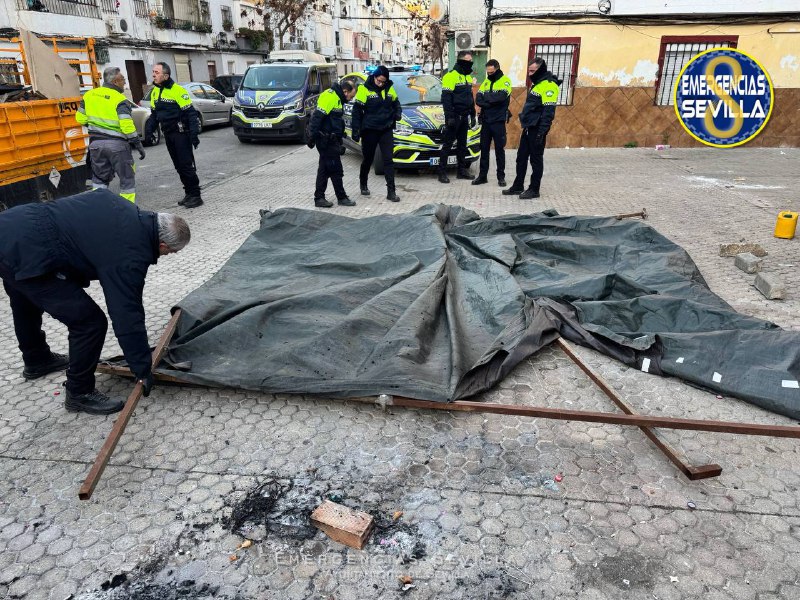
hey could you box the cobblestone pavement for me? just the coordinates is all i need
[1,147,799,600]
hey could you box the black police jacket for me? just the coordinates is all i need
[0,190,160,379]
[351,76,402,134]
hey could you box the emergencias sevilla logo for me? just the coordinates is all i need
[674,48,773,148]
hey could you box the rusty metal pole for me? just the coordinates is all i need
[78,310,182,500]
[555,339,722,480]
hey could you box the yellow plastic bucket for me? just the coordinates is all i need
[774,211,798,239]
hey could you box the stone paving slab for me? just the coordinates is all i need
[1,146,799,599]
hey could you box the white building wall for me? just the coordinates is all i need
[492,0,800,14]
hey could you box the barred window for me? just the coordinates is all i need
[17,0,100,18]
[527,38,580,106]
[655,36,738,106]
[133,0,149,17]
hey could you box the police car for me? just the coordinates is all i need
[340,66,481,174]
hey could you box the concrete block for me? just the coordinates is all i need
[310,500,374,549]
[754,272,787,300]
[735,252,762,274]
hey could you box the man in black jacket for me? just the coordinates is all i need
[438,51,477,184]
[308,81,357,208]
[473,59,512,187]
[503,58,562,199]
[0,190,191,414]
[147,62,203,208]
[351,65,403,201]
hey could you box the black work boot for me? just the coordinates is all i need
[519,188,540,199]
[178,194,190,206]
[338,197,356,206]
[314,197,334,208]
[437,172,450,184]
[502,187,524,196]
[360,185,371,196]
[183,195,204,208]
[386,189,400,202]
[471,175,488,185]
[22,352,69,380]
[456,170,474,180]
[65,389,124,415]
[498,178,507,187]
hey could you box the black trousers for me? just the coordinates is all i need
[165,131,201,197]
[438,114,470,174]
[0,261,107,394]
[511,128,547,192]
[360,128,395,190]
[315,139,347,200]
[478,121,507,180]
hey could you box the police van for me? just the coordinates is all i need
[232,55,337,143]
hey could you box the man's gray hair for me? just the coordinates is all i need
[156,61,171,77]
[157,213,191,251]
[103,66,121,85]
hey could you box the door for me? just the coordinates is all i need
[187,83,211,124]
[125,60,147,104]
[201,84,229,122]
[174,53,191,83]
[207,60,217,82]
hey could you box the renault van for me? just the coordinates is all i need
[232,60,337,143]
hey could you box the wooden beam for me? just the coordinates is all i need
[78,310,182,500]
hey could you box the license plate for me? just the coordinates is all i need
[429,156,458,166]
[251,122,273,128]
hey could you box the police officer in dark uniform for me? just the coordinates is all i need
[351,65,402,201]
[0,190,191,415]
[308,80,356,208]
[473,59,512,187]
[147,62,203,208]
[438,50,477,184]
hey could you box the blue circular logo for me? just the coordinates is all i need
[674,48,773,148]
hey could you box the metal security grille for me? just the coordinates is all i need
[133,0,150,17]
[100,0,117,13]
[528,39,580,106]
[655,37,737,106]
[16,0,101,18]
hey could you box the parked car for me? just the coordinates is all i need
[231,60,337,143]
[210,74,243,98]
[340,67,481,174]
[139,82,232,131]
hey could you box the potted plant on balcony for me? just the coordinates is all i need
[222,19,234,32]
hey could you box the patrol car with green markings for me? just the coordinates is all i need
[232,60,337,143]
[340,67,481,174]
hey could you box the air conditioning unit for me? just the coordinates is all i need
[106,17,129,35]
[454,30,475,51]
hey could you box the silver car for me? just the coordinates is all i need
[139,82,233,131]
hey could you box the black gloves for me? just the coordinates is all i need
[139,371,155,397]
[445,117,458,129]
[132,140,146,160]
[506,109,512,124]
[307,138,315,149]
[191,135,200,149]
[469,115,477,129]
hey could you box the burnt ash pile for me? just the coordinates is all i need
[155,204,800,420]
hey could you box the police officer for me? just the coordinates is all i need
[503,57,561,199]
[148,62,203,208]
[351,65,402,202]
[438,50,477,184]
[76,67,145,203]
[473,59,512,187]
[0,190,191,415]
[308,80,356,208]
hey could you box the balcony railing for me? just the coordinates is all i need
[99,0,117,13]
[17,0,101,19]
[133,0,149,17]
[152,15,212,32]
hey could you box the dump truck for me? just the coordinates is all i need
[0,34,100,210]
